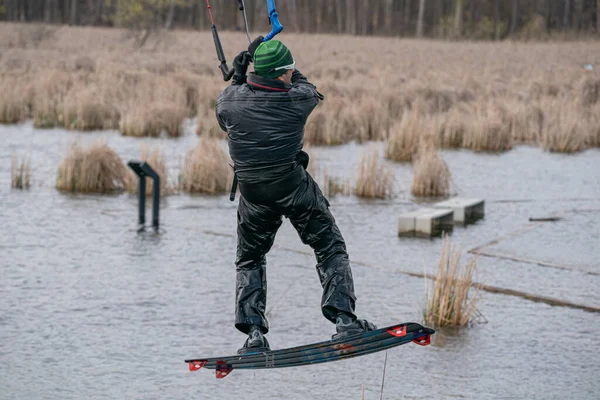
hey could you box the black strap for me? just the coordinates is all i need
[230,167,238,202]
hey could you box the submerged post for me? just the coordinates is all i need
[127,160,160,230]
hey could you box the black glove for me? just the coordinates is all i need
[296,151,310,170]
[232,50,251,85]
[248,36,264,60]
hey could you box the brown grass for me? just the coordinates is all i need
[539,100,587,153]
[0,78,30,123]
[56,142,127,193]
[355,147,395,199]
[196,109,226,139]
[125,145,171,196]
[411,141,451,198]
[462,103,512,152]
[386,110,438,162]
[1,24,599,153]
[321,171,351,197]
[11,155,31,189]
[424,236,480,328]
[120,103,187,137]
[182,137,232,194]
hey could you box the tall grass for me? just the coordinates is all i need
[0,24,597,153]
[424,237,480,328]
[11,155,31,189]
[411,141,451,198]
[385,110,427,162]
[182,137,232,194]
[125,145,171,196]
[355,147,394,199]
[56,142,127,193]
[539,100,587,153]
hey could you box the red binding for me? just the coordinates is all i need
[387,325,407,337]
[412,334,431,346]
[188,360,207,371]
[216,361,233,379]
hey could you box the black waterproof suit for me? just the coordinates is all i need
[216,71,357,335]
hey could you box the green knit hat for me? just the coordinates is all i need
[253,40,294,79]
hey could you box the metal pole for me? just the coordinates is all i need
[138,175,146,226]
[152,175,160,230]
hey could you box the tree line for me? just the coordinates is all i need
[2,0,599,39]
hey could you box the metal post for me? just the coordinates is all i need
[152,175,160,229]
[128,160,160,231]
[138,175,146,226]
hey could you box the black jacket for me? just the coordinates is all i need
[216,70,321,184]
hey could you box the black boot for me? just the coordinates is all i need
[237,325,271,355]
[332,312,377,340]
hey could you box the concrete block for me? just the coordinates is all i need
[433,198,485,224]
[398,208,454,237]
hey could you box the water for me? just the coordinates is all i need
[1,122,599,399]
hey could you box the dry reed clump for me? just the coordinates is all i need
[125,145,172,196]
[0,78,30,123]
[63,85,120,131]
[539,100,587,153]
[182,137,232,194]
[33,71,72,128]
[304,97,353,146]
[579,77,600,107]
[505,101,544,144]
[411,141,451,198]
[386,109,439,162]
[196,110,226,139]
[462,103,512,152]
[440,105,469,149]
[424,236,480,328]
[11,155,31,189]
[56,142,127,193]
[584,105,600,147]
[355,147,395,199]
[321,171,352,197]
[120,103,187,137]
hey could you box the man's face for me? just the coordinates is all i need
[277,69,294,84]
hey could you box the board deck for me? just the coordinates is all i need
[185,322,435,378]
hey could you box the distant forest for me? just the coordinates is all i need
[2,0,599,39]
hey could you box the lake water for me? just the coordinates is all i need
[1,122,599,399]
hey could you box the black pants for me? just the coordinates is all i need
[235,170,357,334]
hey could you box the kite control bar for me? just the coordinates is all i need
[264,0,284,41]
[206,0,284,81]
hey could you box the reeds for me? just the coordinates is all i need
[411,141,451,198]
[539,100,587,153]
[461,104,512,152]
[11,155,31,189]
[182,137,232,194]
[355,147,395,199]
[0,78,30,123]
[0,24,597,154]
[125,145,171,196]
[424,237,480,328]
[56,142,127,193]
[385,110,427,162]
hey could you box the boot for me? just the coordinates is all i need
[237,325,271,355]
[332,312,377,340]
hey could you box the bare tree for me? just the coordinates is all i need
[454,0,464,38]
[510,0,520,35]
[417,0,426,37]
[563,0,570,28]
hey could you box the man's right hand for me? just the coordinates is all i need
[232,50,252,84]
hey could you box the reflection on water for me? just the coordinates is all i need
[1,123,599,399]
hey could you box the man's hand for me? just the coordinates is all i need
[248,36,264,61]
[232,50,252,85]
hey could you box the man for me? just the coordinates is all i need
[216,38,376,355]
